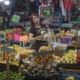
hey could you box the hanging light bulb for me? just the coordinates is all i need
[4,0,10,5]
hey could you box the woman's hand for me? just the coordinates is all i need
[29,33,37,42]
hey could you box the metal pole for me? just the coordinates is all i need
[6,55,10,80]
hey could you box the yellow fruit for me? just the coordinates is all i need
[41,31,46,35]
[39,46,49,52]
[26,50,35,54]
[20,53,27,59]
[9,45,34,54]
[65,76,75,80]
[56,50,77,64]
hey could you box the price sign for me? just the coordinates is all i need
[19,35,28,42]
[11,15,20,24]
[39,3,53,18]
[13,34,20,41]
[42,8,52,16]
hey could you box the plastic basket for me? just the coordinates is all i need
[61,73,80,80]
[52,42,67,50]
[61,37,73,44]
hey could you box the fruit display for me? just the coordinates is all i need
[0,71,25,80]
[5,45,35,65]
[6,32,13,40]
[58,30,75,37]
[56,50,77,64]
[34,55,54,64]
[34,46,60,64]
[65,76,75,80]
[20,62,60,80]
[35,46,50,64]
[39,46,49,52]
[5,29,13,33]
[52,30,76,48]
[9,44,34,54]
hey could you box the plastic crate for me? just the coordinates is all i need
[61,37,73,44]
[58,63,80,69]
[61,73,80,80]
[61,23,73,28]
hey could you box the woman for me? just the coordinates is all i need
[29,14,48,51]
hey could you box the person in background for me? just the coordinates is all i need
[71,4,79,21]
[62,16,68,23]
[29,13,48,51]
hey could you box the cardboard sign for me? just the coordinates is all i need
[42,8,52,16]
[1,47,16,53]
[19,35,28,42]
[13,34,20,41]
[33,50,53,56]
[39,3,53,18]
[11,15,20,24]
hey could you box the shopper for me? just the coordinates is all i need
[29,13,48,51]
[71,4,79,21]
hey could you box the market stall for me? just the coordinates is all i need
[0,0,80,80]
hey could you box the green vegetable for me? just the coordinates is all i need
[0,71,25,80]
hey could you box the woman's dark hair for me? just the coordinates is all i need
[30,13,38,26]
[29,13,43,27]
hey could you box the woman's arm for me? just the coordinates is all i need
[29,33,37,41]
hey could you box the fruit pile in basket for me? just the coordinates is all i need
[9,44,34,54]
[20,62,60,80]
[34,55,54,64]
[56,50,77,64]
[34,46,60,64]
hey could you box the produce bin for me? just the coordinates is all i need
[61,73,80,80]
[0,63,19,72]
[57,63,80,69]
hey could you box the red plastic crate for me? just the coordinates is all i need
[77,53,80,62]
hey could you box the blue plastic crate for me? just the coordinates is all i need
[60,23,73,28]
[61,73,80,80]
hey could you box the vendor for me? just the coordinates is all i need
[29,14,49,51]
